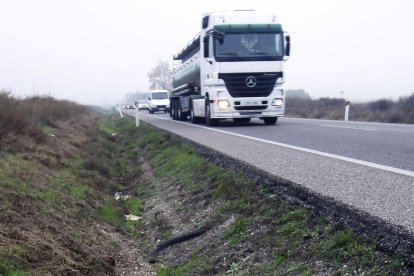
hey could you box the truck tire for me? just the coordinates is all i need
[177,101,186,121]
[205,96,218,126]
[263,117,278,125]
[171,100,177,120]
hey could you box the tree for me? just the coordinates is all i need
[147,60,172,90]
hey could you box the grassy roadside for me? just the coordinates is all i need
[0,94,151,275]
[0,92,411,275]
[285,94,414,124]
[106,115,410,275]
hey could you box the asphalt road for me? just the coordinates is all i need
[123,109,414,234]
[138,112,414,171]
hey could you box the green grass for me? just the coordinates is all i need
[35,189,57,204]
[110,117,408,275]
[125,197,143,216]
[157,255,213,276]
[100,202,123,225]
[219,198,250,214]
[41,125,57,135]
[0,155,33,192]
[286,262,307,274]
[93,115,410,275]
[226,261,241,274]
[248,254,286,275]
[317,230,376,266]
[69,184,87,198]
[280,208,309,223]
[98,120,117,135]
[153,145,208,190]
[33,170,89,208]
[224,218,248,245]
[0,246,28,276]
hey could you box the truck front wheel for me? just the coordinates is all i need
[205,97,218,126]
[263,117,278,125]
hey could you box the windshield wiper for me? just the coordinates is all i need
[219,52,238,56]
[250,52,272,55]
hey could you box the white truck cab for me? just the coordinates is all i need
[170,10,290,126]
[147,90,170,113]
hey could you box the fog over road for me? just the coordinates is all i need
[124,110,414,235]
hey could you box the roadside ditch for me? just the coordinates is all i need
[108,114,412,275]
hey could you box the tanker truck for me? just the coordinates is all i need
[170,10,290,126]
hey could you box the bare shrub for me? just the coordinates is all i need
[286,94,414,124]
[286,97,346,120]
[368,98,393,111]
[0,92,89,147]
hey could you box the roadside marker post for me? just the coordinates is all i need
[344,100,350,121]
[118,104,124,118]
[135,101,139,127]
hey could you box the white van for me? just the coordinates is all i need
[148,90,170,113]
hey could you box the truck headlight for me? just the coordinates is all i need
[217,100,230,108]
[272,98,283,106]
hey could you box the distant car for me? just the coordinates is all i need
[127,104,135,109]
[137,100,149,110]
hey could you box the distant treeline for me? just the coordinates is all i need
[285,90,414,124]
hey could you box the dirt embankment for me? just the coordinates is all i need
[1,93,412,275]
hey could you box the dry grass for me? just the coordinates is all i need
[286,94,414,124]
[0,91,89,147]
[0,93,121,275]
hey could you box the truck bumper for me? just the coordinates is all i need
[213,110,284,118]
[207,87,285,119]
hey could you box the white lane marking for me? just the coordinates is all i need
[319,125,377,131]
[129,112,414,178]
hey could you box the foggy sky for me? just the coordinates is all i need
[1,0,413,106]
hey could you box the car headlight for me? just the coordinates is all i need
[217,100,230,108]
[272,98,283,106]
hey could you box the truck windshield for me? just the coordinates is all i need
[214,32,284,62]
[151,92,168,99]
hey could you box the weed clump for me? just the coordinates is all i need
[0,92,89,148]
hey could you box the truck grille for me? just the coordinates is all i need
[219,72,282,98]
[234,106,267,111]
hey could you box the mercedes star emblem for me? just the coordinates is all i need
[245,76,257,88]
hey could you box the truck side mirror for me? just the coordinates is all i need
[202,16,209,29]
[203,36,209,58]
[285,35,291,57]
